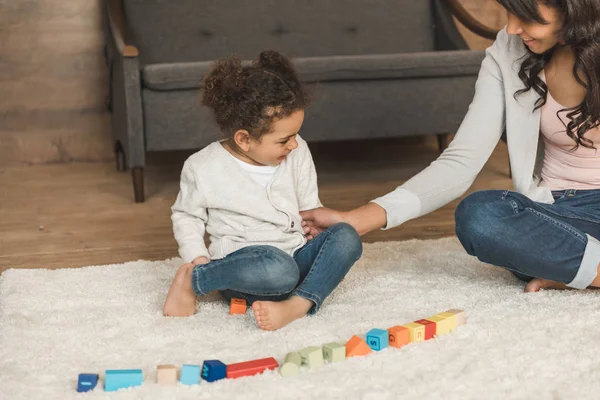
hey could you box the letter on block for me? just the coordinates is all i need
[180,364,201,385]
[425,315,452,336]
[226,357,279,379]
[280,352,301,378]
[323,342,346,363]
[366,328,389,351]
[436,312,458,331]
[104,369,143,392]
[345,335,372,358]
[77,373,99,392]
[403,322,426,343]
[388,325,410,348]
[202,360,227,382]
[156,365,177,385]
[229,298,247,315]
[445,309,466,326]
[415,319,436,340]
[299,346,324,369]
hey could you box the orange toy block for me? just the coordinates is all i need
[226,357,279,379]
[229,298,247,315]
[345,335,373,358]
[388,325,410,348]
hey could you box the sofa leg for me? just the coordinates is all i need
[132,167,145,203]
[115,149,127,172]
[437,133,450,153]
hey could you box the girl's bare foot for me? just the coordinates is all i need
[252,296,313,331]
[525,278,568,292]
[163,263,197,317]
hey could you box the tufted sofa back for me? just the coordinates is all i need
[123,0,436,65]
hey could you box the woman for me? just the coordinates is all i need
[301,0,600,292]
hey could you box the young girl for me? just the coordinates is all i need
[302,0,600,292]
[163,51,362,330]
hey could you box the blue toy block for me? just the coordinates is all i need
[104,369,143,392]
[201,360,227,382]
[77,373,99,392]
[366,328,389,351]
[180,364,201,385]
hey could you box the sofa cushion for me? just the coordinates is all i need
[142,50,485,91]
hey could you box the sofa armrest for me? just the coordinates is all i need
[441,0,500,40]
[105,0,139,57]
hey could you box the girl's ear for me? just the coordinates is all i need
[233,129,252,151]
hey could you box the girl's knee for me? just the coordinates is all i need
[260,248,300,291]
[329,222,363,259]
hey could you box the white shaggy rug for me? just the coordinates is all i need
[2,237,600,400]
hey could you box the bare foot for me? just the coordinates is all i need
[252,296,313,331]
[163,263,197,317]
[525,278,569,293]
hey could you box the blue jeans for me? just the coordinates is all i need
[455,190,600,289]
[191,223,362,314]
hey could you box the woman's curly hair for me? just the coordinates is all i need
[200,50,312,139]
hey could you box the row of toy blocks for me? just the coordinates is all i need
[78,370,144,392]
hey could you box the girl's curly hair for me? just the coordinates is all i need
[201,50,312,139]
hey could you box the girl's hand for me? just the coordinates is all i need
[300,207,347,240]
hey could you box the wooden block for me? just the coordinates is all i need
[366,328,389,351]
[201,360,226,382]
[77,373,98,392]
[345,335,373,357]
[425,315,452,336]
[156,364,177,385]
[299,346,324,369]
[279,352,301,377]
[104,369,143,392]
[323,342,346,363]
[437,312,458,331]
[388,325,410,348]
[445,309,467,326]
[180,364,201,385]
[415,319,437,340]
[229,298,247,315]
[403,322,426,343]
[226,357,279,379]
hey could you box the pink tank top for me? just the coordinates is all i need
[539,75,600,190]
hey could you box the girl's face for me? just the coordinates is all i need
[505,3,563,54]
[247,109,304,166]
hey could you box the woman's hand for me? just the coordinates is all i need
[300,207,347,240]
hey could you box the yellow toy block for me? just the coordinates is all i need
[403,322,426,343]
[436,312,458,331]
[426,315,452,336]
[445,309,466,326]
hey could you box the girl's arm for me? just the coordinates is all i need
[295,137,322,211]
[171,160,211,263]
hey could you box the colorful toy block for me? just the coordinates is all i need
[415,319,437,340]
[322,342,346,363]
[345,335,373,357]
[226,357,279,379]
[104,369,143,392]
[366,328,389,351]
[280,352,301,377]
[445,309,466,326]
[180,364,201,385]
[299,346,324,369]
[437,312,458,330]
[156,365,177,384]
[77,373,99,392]
[229,298,247,315]
[202,360,226,382]
[403,322,426,342]
[425,315,452,336]
[388,325,410,348]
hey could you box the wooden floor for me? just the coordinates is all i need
[0,136,512,273]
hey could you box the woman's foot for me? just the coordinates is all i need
[252,296,313,331]
[163,263,197,317]
[525,278,568,292]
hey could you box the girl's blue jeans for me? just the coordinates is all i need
[455,189,600,289]
[191,223,362,314]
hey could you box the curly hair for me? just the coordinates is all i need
[200,50,312,139]
[497,0,600,150]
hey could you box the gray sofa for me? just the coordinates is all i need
[103,0,499,202]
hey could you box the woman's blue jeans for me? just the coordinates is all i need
[191,223,362,314]
[455,190,600,289]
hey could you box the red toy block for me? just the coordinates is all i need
[415,319,437,340]
[229,298,247,315]
[226,357,279,379]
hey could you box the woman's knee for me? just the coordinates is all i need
[328,222,363,260]
[455,191,507,253]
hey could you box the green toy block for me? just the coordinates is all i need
[322,342,346,363]
[299,346,323,369]
[279,352,301,378]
